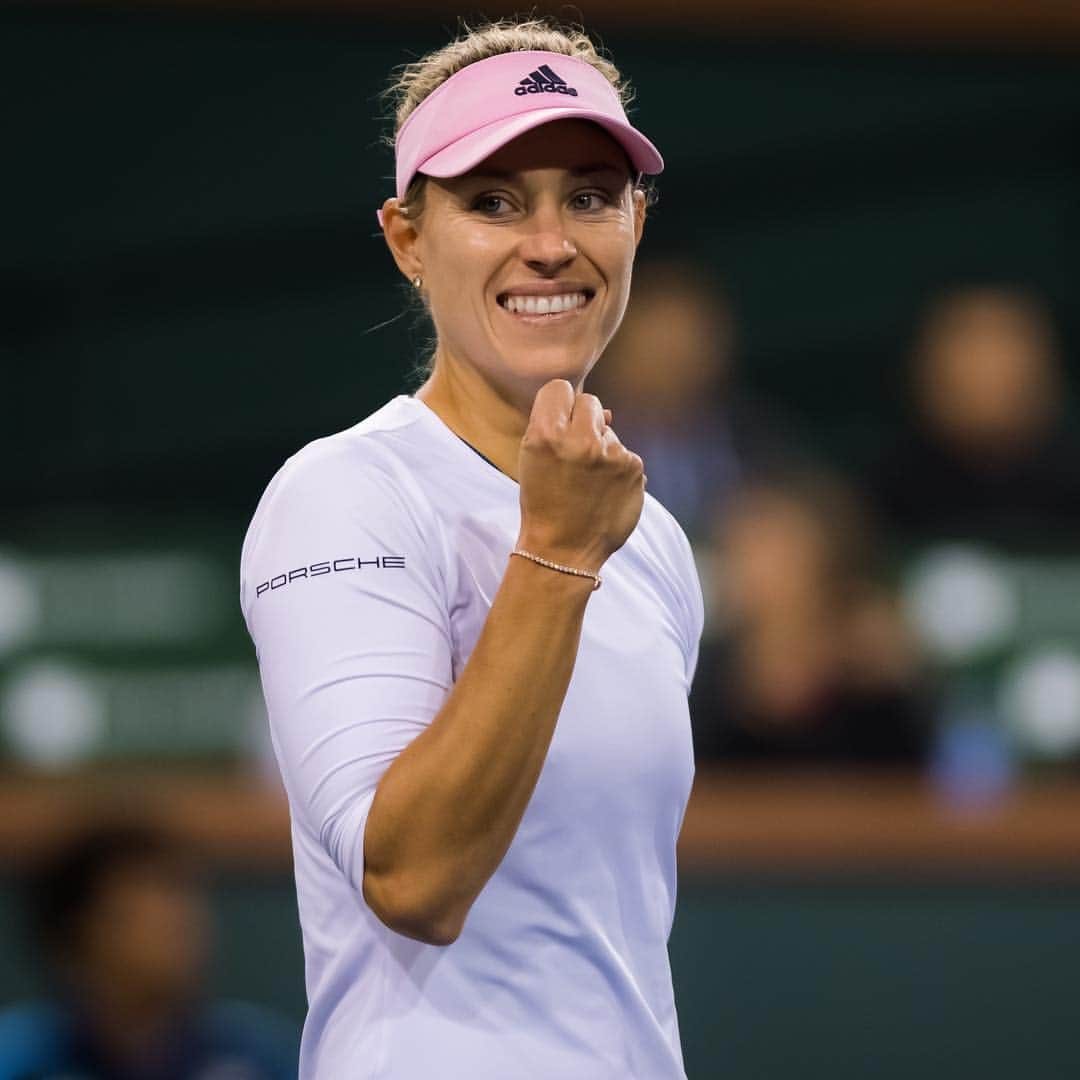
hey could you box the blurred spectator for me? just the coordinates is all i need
[0,820,297,1080]
[872,286,1080,551]
[588,259,803,543]
[690,472,933,764]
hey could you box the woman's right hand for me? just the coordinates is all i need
[516,379,646,573]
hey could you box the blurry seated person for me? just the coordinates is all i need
[0,821,297,1080]
[586,258,801,543]
[690,473,932,764]
[872,286,1080,552]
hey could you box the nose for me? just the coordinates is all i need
[518,204,578,276]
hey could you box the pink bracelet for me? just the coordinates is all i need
[510,549,602,591]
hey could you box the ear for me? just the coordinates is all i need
[381,197,423,283]
[631,187,646,249]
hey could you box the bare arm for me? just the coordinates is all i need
[361,381,645,945]
[362,554,593,945]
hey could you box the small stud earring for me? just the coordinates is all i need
[412,275,423,289]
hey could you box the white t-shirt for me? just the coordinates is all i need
[240,394,704,1079]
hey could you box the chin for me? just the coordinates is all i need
[497,348,595,389]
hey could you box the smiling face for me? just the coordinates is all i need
[385,119,646,406]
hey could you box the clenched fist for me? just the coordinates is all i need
[516,380,646,574]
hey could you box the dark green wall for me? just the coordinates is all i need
[672,877,1080,1078]
[5,5,1078,532]
[3,873,1078,1077]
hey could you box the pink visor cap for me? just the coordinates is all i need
[376,50,663,226]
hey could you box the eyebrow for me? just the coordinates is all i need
[465,163,629,182]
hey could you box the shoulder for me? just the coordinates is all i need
[636,493,706,668]
[638,492,698,580]
[254,397,431,517]
[243,399,439,549]
[0,1002,68,1074]
[240,397,446,613]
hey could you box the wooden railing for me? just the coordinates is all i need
[3,767,1080,877]
[678,769,1080,877]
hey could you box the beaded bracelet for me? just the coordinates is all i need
[510,549,602,591]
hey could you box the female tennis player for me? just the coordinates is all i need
[241,18,703,1079]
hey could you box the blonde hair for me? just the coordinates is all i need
[384,17,635,216]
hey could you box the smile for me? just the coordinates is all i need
[496,290,593,317]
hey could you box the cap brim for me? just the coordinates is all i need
[418,108,664,182]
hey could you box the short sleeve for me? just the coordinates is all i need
[240,440,453,894]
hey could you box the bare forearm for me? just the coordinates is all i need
[362,554,594,943]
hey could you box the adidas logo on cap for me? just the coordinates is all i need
[515,63,579,97]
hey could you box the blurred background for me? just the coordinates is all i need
[3,0,1079,1075]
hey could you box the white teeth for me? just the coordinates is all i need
[503,292,587,315]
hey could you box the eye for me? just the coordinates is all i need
[570,190,611,211]
[470,193,513,215]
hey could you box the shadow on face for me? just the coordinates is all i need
[714,474,876,624]
[74,861,209,1004]
[592,260,734,418]
[914,287,1061,455]
[34,823,210,1009]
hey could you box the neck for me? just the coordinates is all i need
[414,348,585,482]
